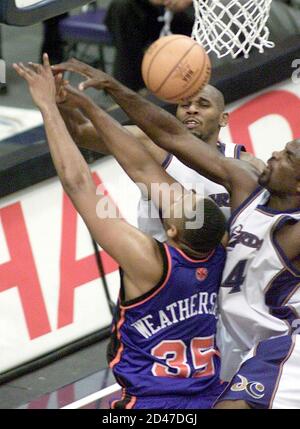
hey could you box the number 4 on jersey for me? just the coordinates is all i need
[222,259,247,294]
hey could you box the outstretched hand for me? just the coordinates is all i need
[52,58,110,92]
[54,72,92,110]
[13,53,56,110]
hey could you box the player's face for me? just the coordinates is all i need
[163,192,199,238]
[176,87,226,142]
[258,140,300,194]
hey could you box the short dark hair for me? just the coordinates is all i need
[181,198,226,252]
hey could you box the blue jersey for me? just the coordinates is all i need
[107,241,226,403]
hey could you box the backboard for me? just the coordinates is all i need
[0,0,91,26]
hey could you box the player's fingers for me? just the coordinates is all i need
[54,73,62,82]
[19,62,36,77]
[54,73,64,84]
[12,63,26,77]
[51,63,67,74]
[42,53,51,72]
[12,63,32,80]
[52,62,77,74]
[28,62,43,74]
[53,58,92,77]
[19,62,30,71]
[54,73,68,85]
[79,78,97,91]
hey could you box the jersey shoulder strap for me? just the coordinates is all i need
[222,141,246,159]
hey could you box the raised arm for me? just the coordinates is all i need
[13,55,164,300]
[53,59,259,208]
[58,104,112,153]
[54,76,167,163]
[63,85,186,210]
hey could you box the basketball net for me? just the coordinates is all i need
[158,9,174,37]
[192,0,274,58]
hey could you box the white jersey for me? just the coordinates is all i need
[219,187,300,380]
[137,141,245,241]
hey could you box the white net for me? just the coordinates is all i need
[158,9,174,37]
[192,0,274,58]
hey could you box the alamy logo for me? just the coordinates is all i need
[0,60,6,84]
[291,59,300,84]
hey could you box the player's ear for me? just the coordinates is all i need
[219,112,229,128]
[166,224,178,239]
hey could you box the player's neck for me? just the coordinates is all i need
[267,194,300,212]
[167,239,211,260]
[207,135,220,149]
[197,134,219,150]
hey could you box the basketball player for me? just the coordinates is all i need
[52,60,264,238]
[14,55,228,409]
[53,60,300,409]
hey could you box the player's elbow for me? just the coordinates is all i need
[61,168,93,195]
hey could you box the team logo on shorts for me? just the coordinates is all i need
[196,268,208,281]
[231,375,265,399]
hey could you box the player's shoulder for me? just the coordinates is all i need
[239,152,266,174]
[222,140,265,174]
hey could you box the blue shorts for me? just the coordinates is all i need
[214,335,300,409]
[111,383,227,409]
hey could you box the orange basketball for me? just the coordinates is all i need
[142,34,211,104]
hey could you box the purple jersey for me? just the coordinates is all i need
[107,241,226,406]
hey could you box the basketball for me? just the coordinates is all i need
[141,34,211,104]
